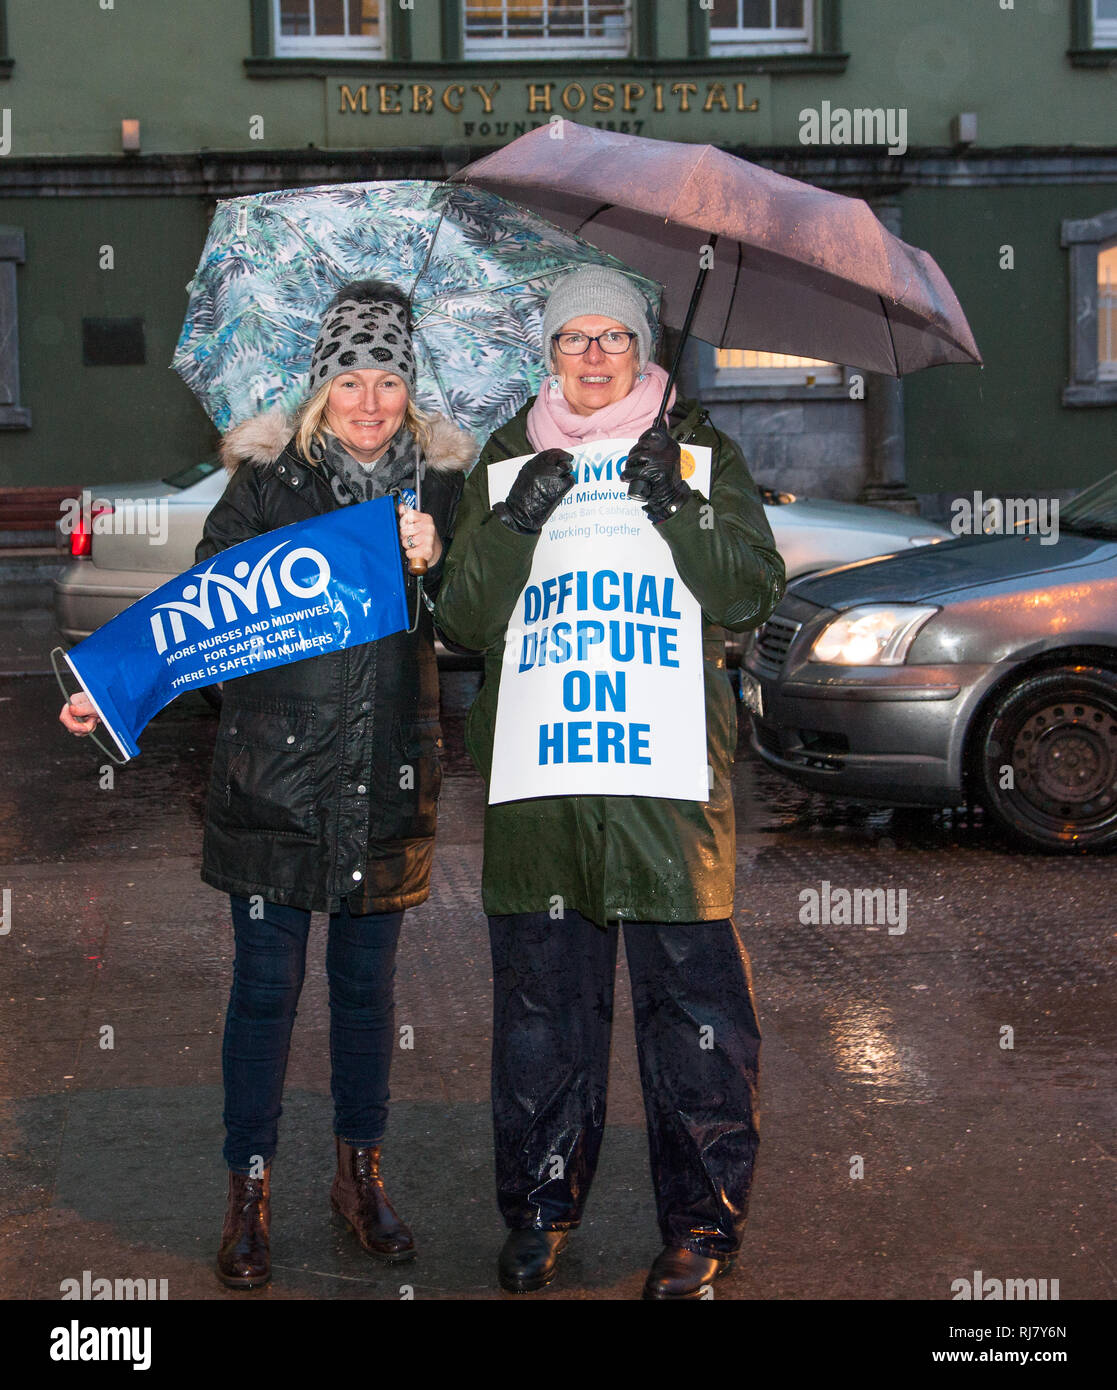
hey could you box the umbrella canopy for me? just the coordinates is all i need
[172,179,662,442]
[451,121,981,379]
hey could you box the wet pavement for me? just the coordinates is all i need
[1,658,1114,1303]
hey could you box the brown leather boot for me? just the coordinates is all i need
[330,1138,415,1262]
[215,1167,271,1289]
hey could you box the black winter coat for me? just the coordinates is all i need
[195,409,473,913]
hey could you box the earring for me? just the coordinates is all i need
[549,374,562,394]
[637,373,647,383]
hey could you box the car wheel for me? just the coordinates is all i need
[974,665,1117,853]
[200,682,223,712]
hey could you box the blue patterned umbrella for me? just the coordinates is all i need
[172,180,661,444]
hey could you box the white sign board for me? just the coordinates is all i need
[486,436,712,805]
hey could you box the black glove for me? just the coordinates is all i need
[493,448,576,534]
[620,428,692,524]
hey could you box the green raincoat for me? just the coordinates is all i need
[436,396,786,926]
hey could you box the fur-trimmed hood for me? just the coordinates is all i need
[219,407,477,475]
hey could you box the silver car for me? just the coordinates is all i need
[742,469,1117,853]
[53,461,949,650]
[54,457,228,644]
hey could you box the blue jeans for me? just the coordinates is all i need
[222,895,403,1173]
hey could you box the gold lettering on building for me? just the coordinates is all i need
[735,82,759,112]
[378,83,403,115]
[334,78,762,121]
[472,82,500,114]
[339,83,369,114]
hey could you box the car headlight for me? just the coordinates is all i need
[810,605,939,665]
[907,535,944,547]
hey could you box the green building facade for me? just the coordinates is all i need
[1,0,1114,509]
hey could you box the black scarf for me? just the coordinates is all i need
[321,426,420,506]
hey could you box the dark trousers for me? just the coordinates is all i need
[222,894,403,1173]
[488,909,762,1257]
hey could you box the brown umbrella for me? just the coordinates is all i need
[452,121,982,424]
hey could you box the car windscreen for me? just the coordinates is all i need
[162,455,221,489]
[1061,468,1117,538]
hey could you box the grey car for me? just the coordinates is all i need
[741,469,1117,852]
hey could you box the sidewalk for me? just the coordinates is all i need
[1,665,1112,1301]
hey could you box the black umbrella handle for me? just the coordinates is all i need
[654,234,719,431]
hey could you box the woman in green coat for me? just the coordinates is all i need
[436,267,785,1300]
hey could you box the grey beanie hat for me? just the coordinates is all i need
[542,267,654,371]
[308,279,416,393]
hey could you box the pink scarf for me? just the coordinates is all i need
[526,362,676,452]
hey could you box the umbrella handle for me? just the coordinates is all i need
[407,439,427,575]
[654,233,720,430]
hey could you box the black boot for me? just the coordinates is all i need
[498,1228,570,1293]
[642,1246,735,1300]
[215,1167,271,1289]
[330,1138,415,1262]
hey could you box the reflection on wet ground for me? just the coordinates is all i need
[2,668,1113,1301]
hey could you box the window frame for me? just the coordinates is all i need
[461,1,633,60]
[714,347,843,389]
[1098,242,1117,380]
[695,341,851,403]
[272,0,385,60]
[1070,0,1117,66]
[709,0,812,58]
[1061,207,1117,407]
[0,0,11,79]
[246,0,846,71]
[0,226,31,430]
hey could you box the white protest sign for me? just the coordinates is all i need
[486,436,711,805]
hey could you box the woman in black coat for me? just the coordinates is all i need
[60,281,473,1289]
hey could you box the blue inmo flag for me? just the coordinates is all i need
[59,495,409,762]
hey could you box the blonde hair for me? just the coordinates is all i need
[295,375,435,463]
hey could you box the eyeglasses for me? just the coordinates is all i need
[552,330,637,356]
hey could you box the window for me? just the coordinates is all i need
[0,0,11,80]
[1096,0,1117,46]
[463,2,631,58]
[1061,209,1117,406]
[716,348,842,387]
[274,0,381,58]
[1071,0,1117,63]
[710,0,811,56]
[0,227,30,429]
[1099,244,1117,380]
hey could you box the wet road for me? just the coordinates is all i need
[1,668,1113,1301]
